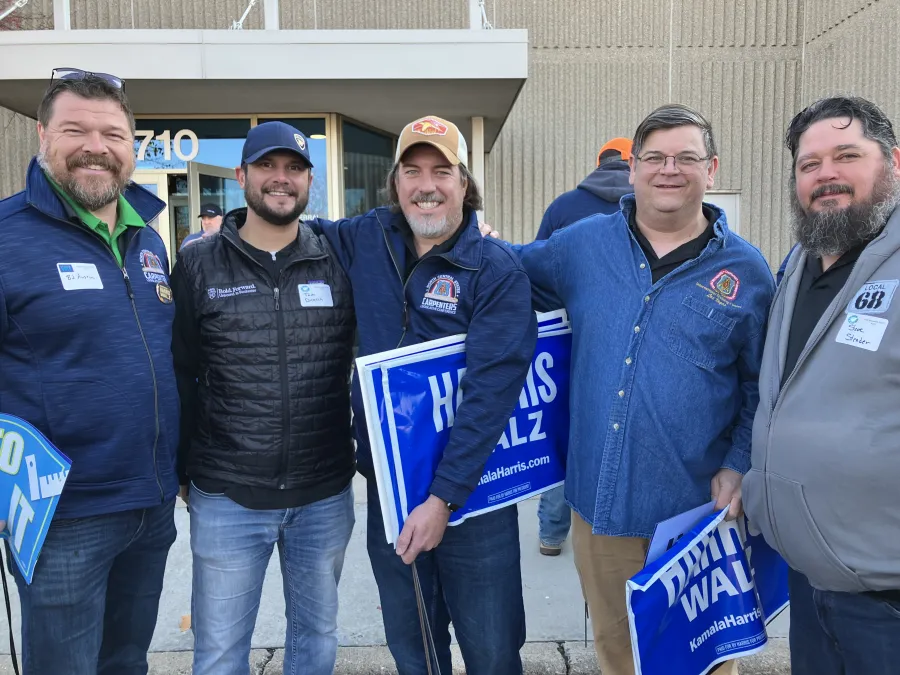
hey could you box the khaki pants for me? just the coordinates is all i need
[572,512,737,675]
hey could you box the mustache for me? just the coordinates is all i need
[66,153,121,174]
[412,191,445,204]
[810,183,854,202]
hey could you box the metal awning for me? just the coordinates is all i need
[0,28,528,150]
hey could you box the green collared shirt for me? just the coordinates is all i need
[45,173,146,267]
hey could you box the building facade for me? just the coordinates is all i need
[1,0,899,265]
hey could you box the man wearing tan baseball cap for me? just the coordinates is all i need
[307,114,536,674]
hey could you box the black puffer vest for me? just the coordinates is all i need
[182,209,356,492]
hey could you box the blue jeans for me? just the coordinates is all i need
[10,499,176,675]
[537,485,570,545]
[366,478,525,675]
[189,482,355,675]
[789,567,900,675]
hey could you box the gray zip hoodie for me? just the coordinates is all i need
[744,205,900,593]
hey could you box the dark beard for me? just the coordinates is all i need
[790,169,900,257]
[244,184,309,227]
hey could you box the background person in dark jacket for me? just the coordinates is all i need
[534,136,633,557]
[0,69,178,674]
[312,116,537,675]
[535,137,634,241]
[171,122,356,675]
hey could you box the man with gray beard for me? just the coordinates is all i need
[310,115,536,675]
[744,95,900,674]
[0,68,179,674]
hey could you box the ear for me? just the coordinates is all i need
[891,146,900,180]
[628,156,636,186]
[37,122,47,147]
[235,165,247,189]
[706,155,720,190]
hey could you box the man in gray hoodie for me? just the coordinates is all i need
[743,95,900,674]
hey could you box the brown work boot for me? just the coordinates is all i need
[539,541,562,556]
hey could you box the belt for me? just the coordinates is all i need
[866,589,900,604]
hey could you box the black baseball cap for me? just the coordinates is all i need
[198,204,223,218]
[241,121,314,168]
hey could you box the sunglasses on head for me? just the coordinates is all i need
[50,67,125,91]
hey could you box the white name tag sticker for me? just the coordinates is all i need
[298,283,333,308]
[846,279,899,315]
[57,263,103,291]
[836,314,888,352]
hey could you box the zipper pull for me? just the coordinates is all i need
[122,267,135,299]
[274,287,280,311]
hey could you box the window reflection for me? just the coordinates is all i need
[343,121,394,217]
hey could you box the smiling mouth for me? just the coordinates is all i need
[654,184,684,189]
[265,190,294,197]
[414,201,442,210]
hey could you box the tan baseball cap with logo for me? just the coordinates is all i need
[395,116,469,167]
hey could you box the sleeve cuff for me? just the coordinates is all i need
[721,447,751,475]
[428,475,473,510]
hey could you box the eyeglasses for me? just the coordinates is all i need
[50,67,125,91]
[636,152,711,170]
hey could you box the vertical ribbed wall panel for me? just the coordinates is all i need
[494,0,669,48]
[0,107,38,199]
[674,0,802,47]
[670,57,800,263]
[0,0,54,29]
[71,0,262,30]
[315,0,466,30]
[805,0,875,41]
[486,57,669,244]
[803,0,900,123]
[279,0,317,30]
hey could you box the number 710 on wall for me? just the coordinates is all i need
[136,129,200,162]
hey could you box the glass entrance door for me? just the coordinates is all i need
[187,161,244,228]
[133,171,174,264]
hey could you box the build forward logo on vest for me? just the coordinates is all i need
[207,284,258,300]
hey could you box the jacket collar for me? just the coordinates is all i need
[220,207,328,260]
[375,206,484,270]
[619,193,732,245]
[24,157,166,226]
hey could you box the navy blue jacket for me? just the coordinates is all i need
[536,159,634,240]
[0,159,180,519]
[313,207,537,508]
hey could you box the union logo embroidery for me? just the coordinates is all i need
[710,269,740,301]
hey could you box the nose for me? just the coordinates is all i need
[81,130,108,155]
[815,158,840,182]
[659,156,681,174]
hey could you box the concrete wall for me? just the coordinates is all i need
[2,0,900,267]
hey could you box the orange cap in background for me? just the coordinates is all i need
[597,137,633,166]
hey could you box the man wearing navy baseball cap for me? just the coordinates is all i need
[171,121,355,675]
[180,203,223,250]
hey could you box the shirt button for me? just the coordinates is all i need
[644,296,650,303]
[618,390,625,398]
[613,423,620,431]
[279,484,286,490]
[625,357,632,365]
[640,263,647,269]
[634,326,640,333]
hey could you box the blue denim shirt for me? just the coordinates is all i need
[515,195,775,537]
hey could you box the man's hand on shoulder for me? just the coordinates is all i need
[478,221,500,239]
[394,494,451,564]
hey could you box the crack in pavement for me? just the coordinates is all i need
[557,641,571,675]
[254,648,276,675]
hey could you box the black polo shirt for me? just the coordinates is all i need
[629,205,716,283]
[781,244,865,386]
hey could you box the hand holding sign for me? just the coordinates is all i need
[711,468,743,521]
[396,495,451,564]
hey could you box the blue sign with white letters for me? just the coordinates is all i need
[0,414,72,583]
[627,508,789,675]
[357,311,571,543]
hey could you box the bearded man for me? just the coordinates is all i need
[308,115,536,675]
[0,68,179,674]
[743,95,900,675]
[171,121,357,675]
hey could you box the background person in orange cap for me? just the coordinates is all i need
[534,137,634,556]
[534,137,634,242]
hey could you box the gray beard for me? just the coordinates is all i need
[404,209,464,241]
[38,152,125,212]
[791,173,900,257]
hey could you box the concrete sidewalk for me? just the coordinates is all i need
[0,475,791,673]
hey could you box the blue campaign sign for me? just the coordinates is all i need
[358,312,571,543]
[627,509,789,675]
[0,414,72,583]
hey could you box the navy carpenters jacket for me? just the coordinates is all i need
[0,159,179,519]
[314,207,537,508]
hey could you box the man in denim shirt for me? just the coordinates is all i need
[515,105,775,675]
